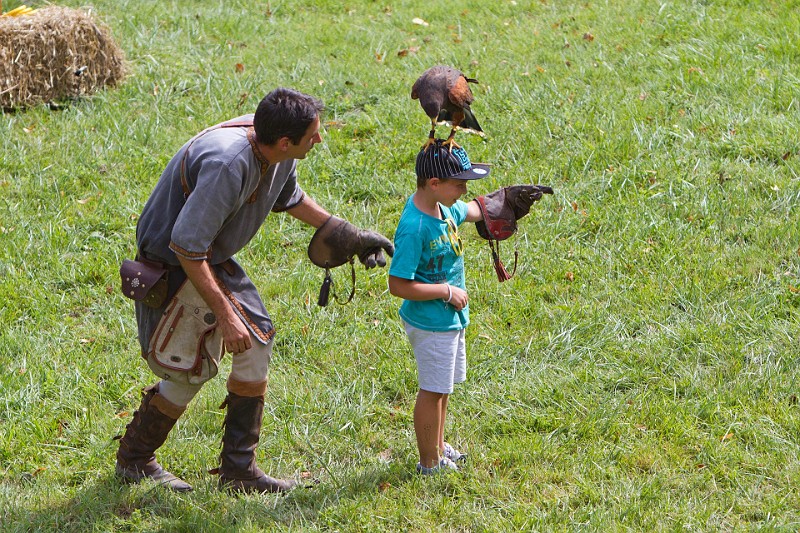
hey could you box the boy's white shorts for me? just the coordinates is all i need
[403,321,466,394]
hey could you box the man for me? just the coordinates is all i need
[116,88,393,494]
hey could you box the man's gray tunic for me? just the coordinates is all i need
[134,114,305,354]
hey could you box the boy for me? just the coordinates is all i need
[388,139,490,474]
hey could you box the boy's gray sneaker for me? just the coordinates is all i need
[443,442,466,463]
[416,457,458,475]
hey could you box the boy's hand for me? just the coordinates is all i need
[475,185,553,241]
[445,284,469,311]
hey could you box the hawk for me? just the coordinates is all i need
[411,65,484,151]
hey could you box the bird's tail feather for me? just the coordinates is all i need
[460,107,483,133]
[438,107,485,136]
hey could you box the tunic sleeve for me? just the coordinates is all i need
[271,160,305,212]
[169,158,242,260]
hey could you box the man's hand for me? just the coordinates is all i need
[309,216,394,269]
[350,225,395,268]
[177,256,252,354]
[218,311,253,354]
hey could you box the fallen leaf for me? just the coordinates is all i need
[115,411,130,419]
[412,17,429,26]
[583,32,594,41]
[378,449,393,462]
[300,471,313,479]
[397,46,419,57]
[789,285,799,293]
[235,63,245,73]
[721,432,734,441]
[77,197,92,205]
[571,201,578,211]
[379,481,392,492]
[565,271,574,282]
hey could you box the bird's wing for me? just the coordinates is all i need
[446,74,475,108]
[411,76,423,100]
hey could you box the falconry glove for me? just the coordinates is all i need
[475,185,554,282]
[308,216,395,306]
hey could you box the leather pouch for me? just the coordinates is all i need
[146,281,223,385]
[120,259,168,308]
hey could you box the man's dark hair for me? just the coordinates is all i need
[254,88,324,146]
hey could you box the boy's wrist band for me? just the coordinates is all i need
[444,284,453,303]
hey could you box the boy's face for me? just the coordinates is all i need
[431,177,469,207]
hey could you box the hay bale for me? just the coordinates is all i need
[0,6,127,109]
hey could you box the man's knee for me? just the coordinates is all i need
[229,336,272,384]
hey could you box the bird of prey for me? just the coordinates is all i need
[411,65,484,152]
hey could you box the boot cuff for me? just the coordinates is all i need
[227,377,268,397]
[150,393,186,420]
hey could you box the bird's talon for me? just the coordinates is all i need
[442,138,462,152]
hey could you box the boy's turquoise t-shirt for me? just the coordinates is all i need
[389,195,469,331]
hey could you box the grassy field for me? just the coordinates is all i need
[1,0,799,530]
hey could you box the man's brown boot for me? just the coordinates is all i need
[214,389,297,494]
[115,384,193,492]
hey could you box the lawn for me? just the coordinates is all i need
[1,0,799,531]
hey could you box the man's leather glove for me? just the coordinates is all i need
[308,216,394,269]
[475,185,554,241]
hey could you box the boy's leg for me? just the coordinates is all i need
[438,394,449,457]
[414,389,445,468]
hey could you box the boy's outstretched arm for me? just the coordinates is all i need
[389,275,468,311]
[464,200,483,223]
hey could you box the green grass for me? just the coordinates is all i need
[1,0,800,530]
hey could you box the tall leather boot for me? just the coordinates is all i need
[215,390,297,493]
[115,384,193,492]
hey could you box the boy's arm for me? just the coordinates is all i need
[388,275,468,311]
[464,200,483,223]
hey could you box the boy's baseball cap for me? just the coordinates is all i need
[415,139,490,180]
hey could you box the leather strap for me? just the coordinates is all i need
[179,120,255,199]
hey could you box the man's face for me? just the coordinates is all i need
[287,116,322,159]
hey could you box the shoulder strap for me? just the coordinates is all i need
[179,120,254,198]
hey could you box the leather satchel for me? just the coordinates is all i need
[146,281,222,385]
[120,258,169,308]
